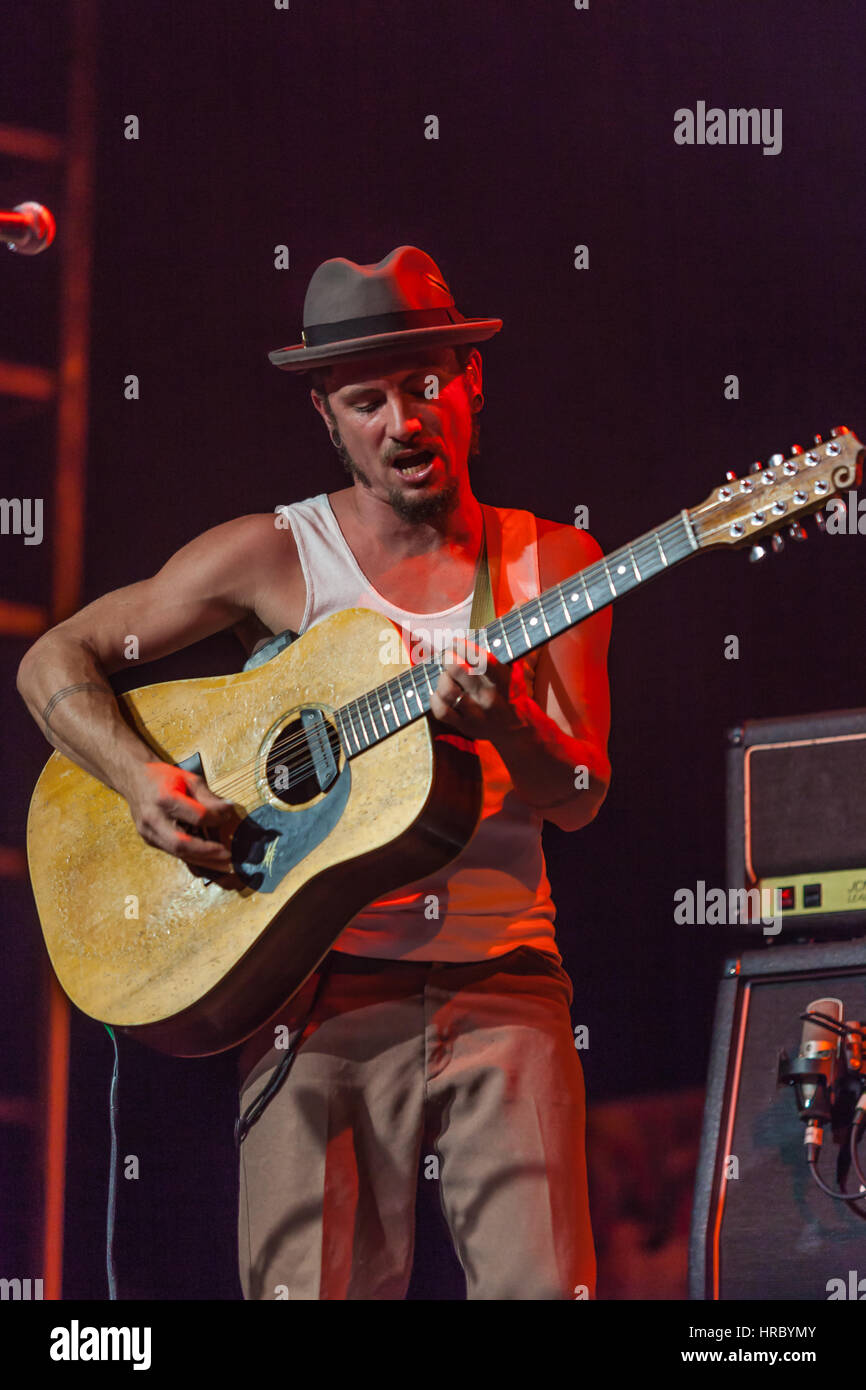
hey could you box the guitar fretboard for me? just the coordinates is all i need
[334,509,698,756]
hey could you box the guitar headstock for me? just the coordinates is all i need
[690,428,863,556]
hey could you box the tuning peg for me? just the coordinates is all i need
[790,444,804,455]
[814,510,826,532]
[787,522,807,542]
[768,453,785,467]
[831,426,849,437]
[771,533,785,554]
[725,470,737,482]
[813,434,824,445]
[749,461,763,474]
[749,543,769,563]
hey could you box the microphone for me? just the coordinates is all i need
[778,998,844,1160]
[1,202,56,256]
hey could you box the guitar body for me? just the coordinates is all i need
[26,608,483,1057]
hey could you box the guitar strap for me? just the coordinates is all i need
[469,506,495,630]
[471,503,541,701]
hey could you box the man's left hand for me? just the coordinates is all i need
[429,639,531,744]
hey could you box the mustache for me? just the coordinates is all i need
[389,445,436,462]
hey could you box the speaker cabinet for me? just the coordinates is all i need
[689,936,866,1299]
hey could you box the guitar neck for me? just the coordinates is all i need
[334,508,698,757]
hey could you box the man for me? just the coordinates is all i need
[17,245,612,1300]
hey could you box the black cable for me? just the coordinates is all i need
[802,1010,866,1043]
[807,1131,866,1205]
[102,959,335,1301]
[235,955,335,1147]
[98,959,336,1304]
[850,1113,866,1193]
[104,1024,120,1299]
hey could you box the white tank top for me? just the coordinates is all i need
[281,493,559,962]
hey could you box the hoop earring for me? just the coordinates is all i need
[330,431,343,448]
[473,393,484,410]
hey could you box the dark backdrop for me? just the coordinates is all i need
[2,0,864,1298]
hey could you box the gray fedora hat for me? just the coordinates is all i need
[268,245,502,372]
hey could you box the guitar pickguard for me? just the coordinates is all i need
[230,758,352,892]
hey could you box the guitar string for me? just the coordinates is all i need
[202,519,693,805]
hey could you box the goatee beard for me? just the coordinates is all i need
[338,449,459,523]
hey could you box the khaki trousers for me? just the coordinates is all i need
[236,944,595,1300]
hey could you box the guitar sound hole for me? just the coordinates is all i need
[264,712,342,806]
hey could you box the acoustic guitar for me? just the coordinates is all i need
[26,429,862,1056]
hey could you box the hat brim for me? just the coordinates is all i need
[268,318,502,373]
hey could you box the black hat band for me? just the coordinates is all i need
[301,305,465,348]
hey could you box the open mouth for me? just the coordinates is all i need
[392,449,435,480]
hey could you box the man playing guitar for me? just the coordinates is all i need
[17,245,612,1299]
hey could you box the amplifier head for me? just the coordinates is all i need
[727,708,866,939]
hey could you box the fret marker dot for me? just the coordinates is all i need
[407,690,415,699]
[571,593,579,602]
[383,703,391,711]
[617,564,626,575]
[492,638,501,647]
[530,616,537,625]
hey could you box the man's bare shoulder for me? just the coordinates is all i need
[179,511,301,587]
[533,514,605,576]
[187,511,305,630]
[194,510,300,556]
[209,512,308,643]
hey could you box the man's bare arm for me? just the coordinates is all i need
[513,519,612,832]
[431,519,612,834]
[17,513,293,868]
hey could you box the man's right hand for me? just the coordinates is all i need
[124,762,237,871]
